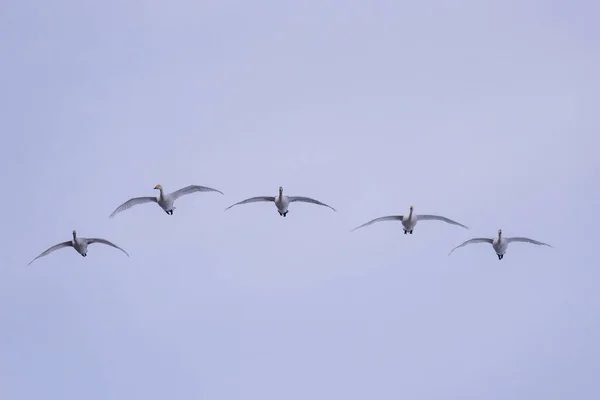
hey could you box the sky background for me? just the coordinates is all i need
[1,0,599,399]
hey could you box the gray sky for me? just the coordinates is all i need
[1,0,598,399]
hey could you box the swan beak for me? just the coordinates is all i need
[154,185,161,190]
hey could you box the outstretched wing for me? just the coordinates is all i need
[170,185,224,201]
[287,196,336,211]
[448,238,493,256]
[109,197,157,218]
[225,196,275,211]
[506,237,552,248]
[86,238,130,257]
[350,215,403,232]
[415,214,468,229]
[28,241,73,266]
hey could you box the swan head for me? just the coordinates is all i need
[498,229,502,235]
[154,184,162,190]
[409,205,414,211]
[72,230,77,238]
[278,186,283,193]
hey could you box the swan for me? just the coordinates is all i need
[109,184,224,218]
[28,230,130,266]
[225,186,336,217]
[351,205,468,234]
[448,229,552,260]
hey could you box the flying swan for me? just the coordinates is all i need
[109,184,224,218]
[225,186,336,217]
[448,229,552,260]
[351,205,468,234]
[28,230,130,266]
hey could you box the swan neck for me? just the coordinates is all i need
[408,209,413,219]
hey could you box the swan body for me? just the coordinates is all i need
[351,206,468,234]
[28,230,130,266]
[275,189,290,214]
[225,186,336,217]
[448,229,552,260]
[109,184,224,218]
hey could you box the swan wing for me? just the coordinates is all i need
[506,237,552,248]
[448,238,493,256]
[350,215,403,232]
[170,185,224,200]
[225,196,275,211]
[28,241,73,266]
[415,214,468,229]
[86,238,130,257]
[287,196,336,211]
[109,197,157,218]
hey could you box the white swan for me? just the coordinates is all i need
[109,184,224,218]
[225,186,336,217]
[28,230,130,266]
[448,229,552,260]
[351,205,468,234]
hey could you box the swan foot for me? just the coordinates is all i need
[82,254,87,257]
[165,210,174,215]
[404,230,407,234]
[409,230,413,234]
[497,254,503,260]
[283,211,288,217]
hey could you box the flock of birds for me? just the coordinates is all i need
[28,183,553,266]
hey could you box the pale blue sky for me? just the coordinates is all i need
[1,1,599,399]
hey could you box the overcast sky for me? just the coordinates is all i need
[1,0,599,399]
